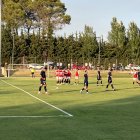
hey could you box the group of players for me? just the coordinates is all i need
[55,69,72,85]
[80,68,115,94]
[129,69,140,85]
[38,68,73,94]
[38,67,140,94]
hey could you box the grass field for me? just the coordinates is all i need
[0,72,140,140]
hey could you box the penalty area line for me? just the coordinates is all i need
[0,115,71,118]
[1,80,73,117]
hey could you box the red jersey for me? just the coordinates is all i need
[63,70,68,76]
[59,70,64,77]
[133,72,138,78]
[67,70,71,77]
[55,70,59,76]
[75,71,79,76]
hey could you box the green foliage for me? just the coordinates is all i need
[2,0,71,64]
[1,0,140,67]
[2,0,24,28]
[127,22,140,59]
[79,25,98,62]
[108,17,126,60]
[1,25,13,65]
[107,17,140,65]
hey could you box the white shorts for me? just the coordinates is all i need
[67,77,71,80]
[59,77,63,80]
[133,78,137,82]
[75,76,79,80]
[56,76,59,81]
[56,77,63,80]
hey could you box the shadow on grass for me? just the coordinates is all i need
[0,89,140,140]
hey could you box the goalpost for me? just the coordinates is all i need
[5,63,54,78]
[5,64,30,77]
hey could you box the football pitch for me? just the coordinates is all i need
[0,75,140,140]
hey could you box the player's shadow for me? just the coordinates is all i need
[115,86,140,91]
[89,82,98,84]
[65,89,80,93]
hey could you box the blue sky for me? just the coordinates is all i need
[55,0,140,40]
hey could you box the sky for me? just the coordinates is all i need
[55,0,140,40]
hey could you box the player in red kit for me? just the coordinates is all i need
[59,69,64,84]
[129,69,140,85]
[67,69,71,84]
[75,69,79,85]
[55,69,60,85]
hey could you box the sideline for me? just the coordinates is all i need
[1,80,73,117]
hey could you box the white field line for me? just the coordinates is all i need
[1,80,73,117]
[0,115,70,118]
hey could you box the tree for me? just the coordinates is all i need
[33,0,71,32]
[2,0,24,30]
[127,22,140,59]
[2,0,71,63]
[33,0,71,60]
[1,25,13,65]
[80,25,98,63]
[108,17,126,64]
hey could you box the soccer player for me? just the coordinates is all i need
[97,68,103,86]
[129,69,140,85]
[30,67,35,78]
[80,70,89,93]
[59,69,64,84]
[138,71,140,85]
[55,68,60,85]
[75,69,79,85]
[106,68,115,91]
[67,69,71,84]
[38,67,48,94]
[63,68,68,84]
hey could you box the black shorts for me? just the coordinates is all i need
[84,81,88,87]
[97,75,101,80]
[108,77,112,83]
[40,78,46,85]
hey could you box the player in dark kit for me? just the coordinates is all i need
[80,70,89,94]
[106,68,115,91]
[97,68,103,86]
[38,67,48,94]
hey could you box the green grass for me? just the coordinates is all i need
[0,74,140,140]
